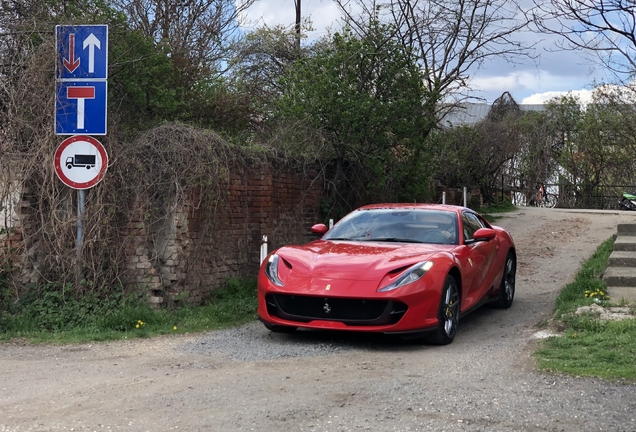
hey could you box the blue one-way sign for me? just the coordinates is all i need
[56,25,108,80]
[55,25,108,135]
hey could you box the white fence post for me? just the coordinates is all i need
[329,219,334,229]
[259,235,268,265]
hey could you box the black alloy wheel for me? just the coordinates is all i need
[495,251,516,308]
[423,275,459,345]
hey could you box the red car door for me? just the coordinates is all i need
[458,211,498,310]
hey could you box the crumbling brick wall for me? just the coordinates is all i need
[123,163,325,305]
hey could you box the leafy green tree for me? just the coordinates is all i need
[516,110,558,191]
[533,93,636,206]
[276,22,434,212]
[108,30,185,132]
[430,93,525,204]
[228,24,316,131]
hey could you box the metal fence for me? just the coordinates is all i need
[499,176,635,210]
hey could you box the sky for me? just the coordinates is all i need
[241,0,611,105]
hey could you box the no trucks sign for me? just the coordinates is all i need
[54,135,108,190]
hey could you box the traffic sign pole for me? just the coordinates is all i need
[55,24,108,286]
[76,189,85,287]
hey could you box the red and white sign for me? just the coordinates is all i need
[54,135,108,190]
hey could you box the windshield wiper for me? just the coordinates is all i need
[363,238,424,243]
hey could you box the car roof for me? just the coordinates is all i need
[356,203,466,214]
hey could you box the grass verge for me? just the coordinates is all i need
[480,200,518,223]
[533,237,636,381]
[0,278,257,344]
[480,200,518,214]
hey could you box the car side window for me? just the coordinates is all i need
[462,212,484,242]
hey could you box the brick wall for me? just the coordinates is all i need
[123,163,325,305]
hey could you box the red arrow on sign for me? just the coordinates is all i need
[63,34,80,72]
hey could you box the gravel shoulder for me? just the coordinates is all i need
[1,207,636,432]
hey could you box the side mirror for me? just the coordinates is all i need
[311,223,328,235]
[473,228,496,242]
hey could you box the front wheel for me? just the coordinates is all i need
[422,275,460,345]
[545,194,557,208]
[494,251,516,308]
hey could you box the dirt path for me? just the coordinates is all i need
[1,207,636,432]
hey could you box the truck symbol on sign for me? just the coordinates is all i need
[66,154,96,169]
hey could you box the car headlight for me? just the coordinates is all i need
[378,261,434,292]
[265,254,284,286]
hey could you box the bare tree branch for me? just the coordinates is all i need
[335,0,536,105]
[533,0,636,82]
[111,0,258,81]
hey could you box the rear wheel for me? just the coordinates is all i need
[494,251,516,308]
[423,275,459,345]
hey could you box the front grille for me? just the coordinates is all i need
[266,294,407,326]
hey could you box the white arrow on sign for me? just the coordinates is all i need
[83,33,101,74]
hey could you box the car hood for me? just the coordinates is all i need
[277,240,449,281]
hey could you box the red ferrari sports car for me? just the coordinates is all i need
[257,204,516,344]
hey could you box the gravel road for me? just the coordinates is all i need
[1,207,635,432]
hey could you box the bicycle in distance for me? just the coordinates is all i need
[534,183,557,208]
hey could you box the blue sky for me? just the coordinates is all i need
[242,0,610,105]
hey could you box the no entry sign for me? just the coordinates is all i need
[54,135,108,189]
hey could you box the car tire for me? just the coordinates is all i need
[494,251,516,309]
[422,275,459,345]
[264,322,298,333]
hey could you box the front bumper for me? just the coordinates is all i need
[257,276,444,333]
[264,293,408,326]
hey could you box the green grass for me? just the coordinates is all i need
[0,278,258,344]
[533,237,636,381]
[480,200,518,223]
[480,200,518,214]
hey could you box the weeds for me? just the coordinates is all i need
[0,277,257,343]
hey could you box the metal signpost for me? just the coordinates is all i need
[55,25,108,280]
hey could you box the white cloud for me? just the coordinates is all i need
[521,83,636,105]
[468,70,595,103]
[521,90,594,105]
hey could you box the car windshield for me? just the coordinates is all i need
[323,209,458,245]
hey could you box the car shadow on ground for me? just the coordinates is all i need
[184,304,513,361]
[282,303,504,349]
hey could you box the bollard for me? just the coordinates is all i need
[259,235,268,265]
